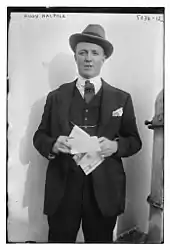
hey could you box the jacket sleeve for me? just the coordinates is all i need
[114,94,142,158]
[33,92,58,160]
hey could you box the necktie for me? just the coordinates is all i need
[84,80,95,103]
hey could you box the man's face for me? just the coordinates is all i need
[74,42,106,79]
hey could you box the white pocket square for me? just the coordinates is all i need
[112,107,123,117]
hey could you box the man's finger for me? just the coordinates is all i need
[60,145,71,151]
[58,147,70,154]
[98,137,105,143]
[100,148,111,155]
[59,141,71,149]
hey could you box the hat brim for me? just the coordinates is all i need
[69,33,113,59]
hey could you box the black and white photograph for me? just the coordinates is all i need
[7,7,164,244]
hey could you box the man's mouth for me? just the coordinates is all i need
[84,65,93,69]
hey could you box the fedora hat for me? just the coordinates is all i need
[69,24,113,59]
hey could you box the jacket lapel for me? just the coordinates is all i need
[58,80,76,135]
[97,79,121,137]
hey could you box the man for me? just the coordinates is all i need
[33,24,142,243]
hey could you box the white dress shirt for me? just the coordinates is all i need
[76,75,102,98]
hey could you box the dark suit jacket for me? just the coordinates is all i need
[33,79,142,217]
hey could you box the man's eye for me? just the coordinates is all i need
[92,52,99,55]
[78,51,86,55]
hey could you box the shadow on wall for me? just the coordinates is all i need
[19,96,49,242]
[45,52,76,90]
[19,53,77,242]
[118,159,139,234]
[117,153,148,237]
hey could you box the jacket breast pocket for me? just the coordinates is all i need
[110,116,122,127]
[102,116,122,139]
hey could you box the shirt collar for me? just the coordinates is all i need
[76,74,102,95]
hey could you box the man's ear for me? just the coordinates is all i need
[102,54,106,63]
[74,53,77,62]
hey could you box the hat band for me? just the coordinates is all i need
[83,31,104,39]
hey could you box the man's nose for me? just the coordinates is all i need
[85,52,92,61]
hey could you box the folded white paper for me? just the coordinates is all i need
[69,125,90,139]
[69,125,104,175]
[69,136,101,154]
[78,151,104,175]
[69,125,101,154]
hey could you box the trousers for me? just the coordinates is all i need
[47,166,117,243]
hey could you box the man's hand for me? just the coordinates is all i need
[98,137,118,158]
[52,136,71,154]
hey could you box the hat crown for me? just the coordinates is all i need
[82,24,106,39]
[69,24,113,58]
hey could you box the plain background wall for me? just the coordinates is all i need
[8,12,163,242]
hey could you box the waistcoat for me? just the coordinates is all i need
[69,86,103,136]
